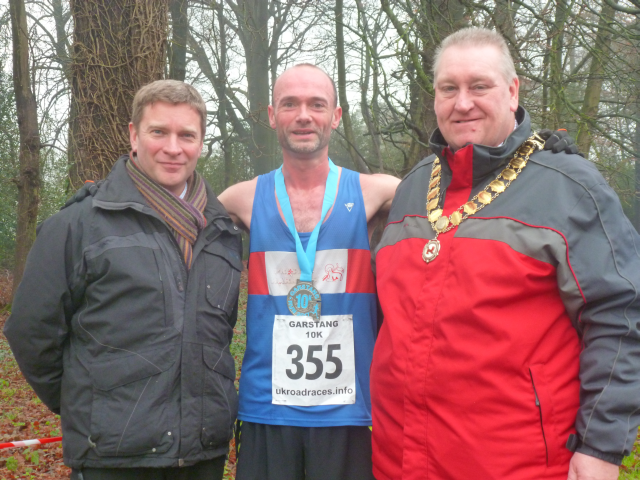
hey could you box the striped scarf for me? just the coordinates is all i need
[126,155,207,269]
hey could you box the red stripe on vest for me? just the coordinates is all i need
[249,249,375,295]
[248,252,268,295]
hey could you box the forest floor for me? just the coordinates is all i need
[1,268,640,479]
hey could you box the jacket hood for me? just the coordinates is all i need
[429,106,531,182]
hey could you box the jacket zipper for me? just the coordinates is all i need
[530,373,549,465]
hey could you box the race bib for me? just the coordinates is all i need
[272,315,356,406]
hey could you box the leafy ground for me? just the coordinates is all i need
[1,266,640,479]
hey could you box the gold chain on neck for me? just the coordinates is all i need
[421,133,544,263]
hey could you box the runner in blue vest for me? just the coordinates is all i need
[218,63,580,479]
[219,64,399,480]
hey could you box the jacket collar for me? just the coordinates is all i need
[93,155,231,224]
[429,107,531,184]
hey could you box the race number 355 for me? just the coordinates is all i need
[272,315,356,406]
[286,344,342,380]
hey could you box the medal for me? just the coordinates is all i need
[286,280,322,321]
[275,160,339,321]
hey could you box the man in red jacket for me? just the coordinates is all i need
[371,27,640,480]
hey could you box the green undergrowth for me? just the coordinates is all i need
[223,273,248,480]
[621,440,640,479]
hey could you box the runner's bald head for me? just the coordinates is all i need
[272,64,338,108]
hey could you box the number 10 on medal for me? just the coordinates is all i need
[297,294,309,309]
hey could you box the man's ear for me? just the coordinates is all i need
[331,105,343,129]
[509,77,519,113]
[129,122,138,152]
[268,105,276,129]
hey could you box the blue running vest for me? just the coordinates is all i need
[239,167,377,426]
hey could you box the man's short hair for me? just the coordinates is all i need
[433,27,517,83]
[131,80,207,137]
[272,64,338,108]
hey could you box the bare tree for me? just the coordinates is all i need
[336,0,370,173]
[169,0,188,81]
[10,0,41,295]
[356,0,385,172]
[216,2,233,189]
[188,1,322,177]
[576,1,617,157]
[227,0,277,175]
[380,0,467,171]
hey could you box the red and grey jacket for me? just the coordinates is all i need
[371,107,640,480]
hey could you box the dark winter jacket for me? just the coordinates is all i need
[4,156,242,469]
[371,108,640,479]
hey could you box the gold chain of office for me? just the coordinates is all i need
[421,133,545,263]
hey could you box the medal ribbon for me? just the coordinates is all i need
[275,160,339,282]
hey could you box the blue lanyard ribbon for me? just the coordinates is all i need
[275,160,339,282]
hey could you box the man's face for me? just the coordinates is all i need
[434,45,519,151]
[129,102,203,195]
[268,67,342,157]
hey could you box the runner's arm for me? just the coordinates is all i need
[218,177,258,232]
[360,173,401,225]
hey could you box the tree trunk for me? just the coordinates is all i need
[234,0,277,175]
[634,113,640,232]
[549,0,569,130]
[217,4,233,189]
[493,0,521,64]
[10,0,41,296]
[169,0,188,81]
[336,0,370,173]
[51,0,71,81]
[359,35,383,172]
[576,2,616,158]
[541,46,550,127]
[69,0,168,189]
[354,0,384,172]
[49,0,77,183]
[633,21,640,233]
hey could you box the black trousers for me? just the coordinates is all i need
[71,455,226,480]
[235,421,375,480]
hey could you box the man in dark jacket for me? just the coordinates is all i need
[4,80,242,479]
[371,28,640,480]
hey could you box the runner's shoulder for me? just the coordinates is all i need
[359,173,401,194]
[219,177,258,205]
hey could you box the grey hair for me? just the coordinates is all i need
[433,27,517,83]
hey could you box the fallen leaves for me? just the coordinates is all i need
[0,312,70,479]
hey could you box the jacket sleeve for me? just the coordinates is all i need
[3,210,86,414]
[566,179,640,464]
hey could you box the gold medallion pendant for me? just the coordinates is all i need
[422,134,544,264]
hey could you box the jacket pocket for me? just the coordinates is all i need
[203,242,242,316]
[529,364,563,466]
[201,344,238,449]
[87,345,178,457]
